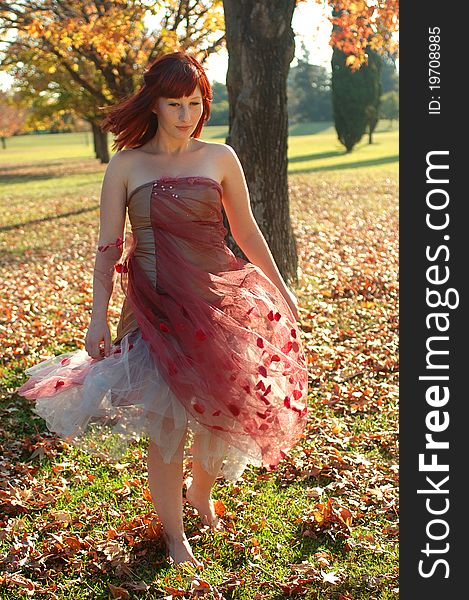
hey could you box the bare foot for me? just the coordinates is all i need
[184,476,223,531]
[163,531,204,568]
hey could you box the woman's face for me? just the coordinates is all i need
[153,84,204,136]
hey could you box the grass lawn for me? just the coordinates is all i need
[0,123,398,599]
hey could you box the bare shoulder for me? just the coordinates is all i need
[194,138,228,160]
[203,142,245,185]
[100,151,130,208]
[104,150,131,182]
[109,149,135,181]
[209,141,239,165]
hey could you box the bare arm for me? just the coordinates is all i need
[91,152,127,321]
[85,153,127,358]
[220,144,294,300]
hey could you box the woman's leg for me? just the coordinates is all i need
[185,428,227,529]
[147,425,203,567]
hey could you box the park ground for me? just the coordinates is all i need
[0,122,398,599]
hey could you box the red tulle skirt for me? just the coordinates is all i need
[17,176,309,482]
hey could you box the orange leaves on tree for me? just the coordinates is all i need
[321,0,399,70]
[23,1,147,63]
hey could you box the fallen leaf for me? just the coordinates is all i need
[321,570,340,584]
[108,583,130,599]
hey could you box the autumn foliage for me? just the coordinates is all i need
[326,0,399,69]
[1,0,398,75]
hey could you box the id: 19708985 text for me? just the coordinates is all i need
[428,26,441,115]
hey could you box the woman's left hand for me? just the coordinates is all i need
[283,287,299,321]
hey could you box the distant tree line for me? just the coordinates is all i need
[210,61,333,126]
[331,48,398,151]
[210,42,394,128]
[2,51,398,152]
[379,53,399,127]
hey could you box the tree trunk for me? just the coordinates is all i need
[222,0,299,287]
[91,122,110,163]
[98,129,110,163]
[1,136,6,149]
[91,122,100,160]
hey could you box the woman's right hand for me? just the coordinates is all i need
[85,317,112,359]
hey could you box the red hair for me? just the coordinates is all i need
[99,51,213,152]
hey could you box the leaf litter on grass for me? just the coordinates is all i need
[1,169,398,599]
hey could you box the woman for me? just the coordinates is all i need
[17,51,308,568]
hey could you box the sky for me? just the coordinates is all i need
[197,2,333,84]
[0,1,332,91]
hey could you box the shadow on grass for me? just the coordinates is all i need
[289,150,343,163]
[293,154,399,173]
[0,156,102,176]
[0,173,68,186]
[0,159,104,186]
[289,122,333,136]
[0,204,99,232]
[0,161,71,175]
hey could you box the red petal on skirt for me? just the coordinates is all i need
[195,329,207,341]
[228,403,240,416]
[167,361,178,375]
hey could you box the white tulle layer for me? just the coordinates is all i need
[26,329,262,482]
